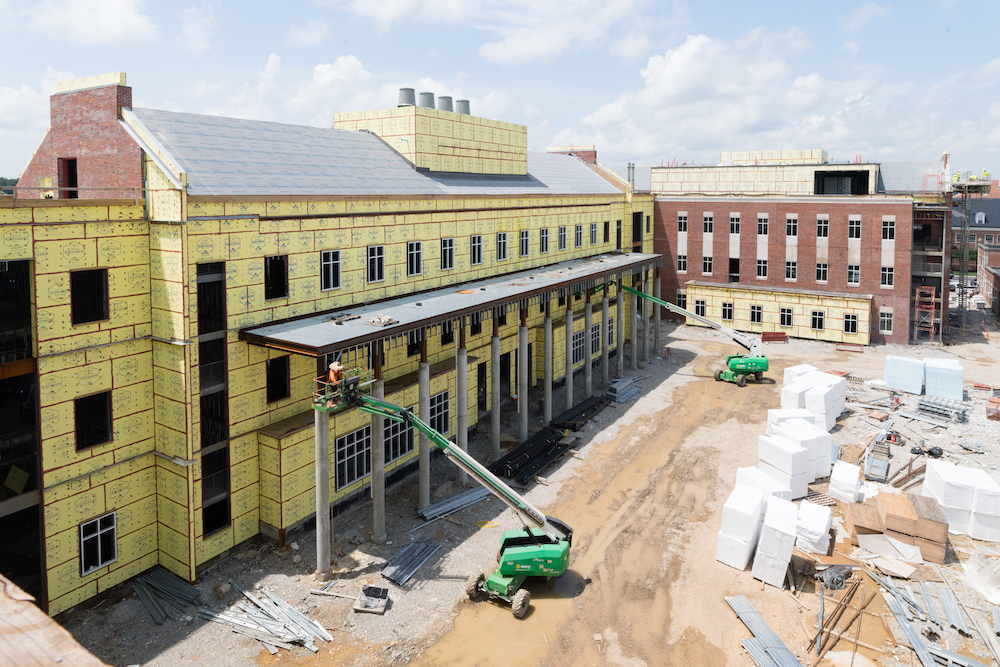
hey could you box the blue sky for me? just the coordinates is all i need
[2,0,999,179]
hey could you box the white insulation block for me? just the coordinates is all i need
[758,435,809,476]
[758,459,809,499]
[829,461,862,504]
[716,525,761,571]
[735,467,793,509]
[783,364,818,385]
[780,382,810,409]
[884,355,924,394]
[720,485,766,542]
[751,550,789,588]
[923,460,975,511]
[796,500,833,555]
[971,513,1000,542]
[767,408,815,428]
[758,497,798,562]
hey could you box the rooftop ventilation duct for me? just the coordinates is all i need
[437,96,453,112]
[398,88,415,107]
[455,99,470,115]
[418,92,435,109]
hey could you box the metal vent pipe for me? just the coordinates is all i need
[437,96,453,112]
[455,99,471,115]
[398,88,416,107]
[418,92,435,108]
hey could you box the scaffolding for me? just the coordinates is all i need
[914,286,936,340]
[952,173,992,334]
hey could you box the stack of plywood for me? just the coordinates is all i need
[844,503,883,546]
[873,493,948,564]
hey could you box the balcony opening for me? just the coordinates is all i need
[813,170,869,195]
[58,158,78,199]
[729,258,740,283]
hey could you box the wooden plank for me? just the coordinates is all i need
[845,503,884,546]
[908,494,949,544]
[876,493,918,536]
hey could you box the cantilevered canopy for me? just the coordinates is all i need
[240,253,661,357]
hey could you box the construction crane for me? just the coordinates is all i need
[621,285,768,386]
[314,371,572,618]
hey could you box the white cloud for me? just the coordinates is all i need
[27,0,157,45]
[326,0,479,28]
[841,3,892,31]
[843,40,860,54]
[522,103,539,118]
[177,6,214,56]
[202,54,282,121]
[286,20,327,47]
[289,55,379,125]
[609,28,652,61]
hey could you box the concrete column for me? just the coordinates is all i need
[456,345,468,485]
[491,335,501,460]
[565,305,574,411]
[517,324,528,442]
[653,272,661,358]
[584,300,593,399]
[543,315,552,425]
[418,360,430,509]
[314,408,332,577]
[370,379,387,543]
[601,295,609,387]
[643,277,652,362]
[629,285,638,370]
[616,284,625,378]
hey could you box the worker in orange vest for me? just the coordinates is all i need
[326,361,344,407]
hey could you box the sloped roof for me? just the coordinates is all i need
[951,198,1000,228]
[878,161,945,193]
[130,108,622,198]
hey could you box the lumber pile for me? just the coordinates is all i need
[844,493,949,564]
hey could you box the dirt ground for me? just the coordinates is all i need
[60,306,999,667]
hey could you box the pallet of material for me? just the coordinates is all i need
[845,503,883,546]
[908,493,949,544]
[875,493,918,536]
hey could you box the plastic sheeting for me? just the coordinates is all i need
[884,355,924,394]
[924,358,963,401]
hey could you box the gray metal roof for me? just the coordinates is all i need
[878,161,945,193]
[951,198,1000,228]
[130,108,622,198]
[240,252,661,356]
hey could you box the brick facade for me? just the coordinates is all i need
[19,84,142,199]
[654,197,914,344]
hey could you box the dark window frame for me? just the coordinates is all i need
[265,355,291,403]
[70,268,109,325]
[75,390,113,451]
[80,511,116,575]
[264,255,289,300]
[321,250,341,291]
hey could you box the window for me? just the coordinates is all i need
[695,300,706,317]
[59,157,79,199]
[844,313,858,334]
[676,292,686,310]
[879,311,893,333]
[756,260,767,278]
[336,425,371,490]
[882,217,895,240]
[607,317,615,345]
[266,356,290,403]
[757,217,768,236]
[646,215,650,233]
[811,311,825,331]
[385,408,415,463]
[571,330,585,364]
[407,331,421,356]
[780,308,793,327]
[441,321,454,346]
[471,235,483,265]
[75,391,112,450]
[678,214,688,232]
[368,245,385,282]
[881,266,894,286]
[702,256,713,274]
[407,242,422,276]
[848,217,861,239]
[847,265,860,285]
[321,250,341,290]
[201,444,230,535]
[591,323,601,355]
[955,233,963,243]
[496,232,507,261]
[969,234,976,243]
[575,225,583,248]
[430,391,450,435]
[750,305,762,324]
[520,230,529,257]
[816,263,828,282]
[264,255,288,300]
[703,215,714,233]
[987,234,995,243]
[677,255,687,272]
[786,216,798,237]
[540,228,549,253]
[471,312,482,336]
[558,226,567,250]
[80,512,116,575]
[816,216,829,238]
[604,221,610,243]
[785,261,797,280]
[721,302,734,321]
[441,239,454,271]
[730,215,740,235]
[71,269,109,325]
[590,223,598,245]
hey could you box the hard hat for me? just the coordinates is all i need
[329,361,343,370]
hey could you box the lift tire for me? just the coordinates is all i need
[714,370,723,382]
[737,375,746,388]
[466,573,485,601]
[754,372,763,382]
[511,588,531,619]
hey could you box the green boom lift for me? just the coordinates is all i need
[314,371,572,619]
[621,285,769,387]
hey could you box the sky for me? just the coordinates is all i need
[1,0,999,180]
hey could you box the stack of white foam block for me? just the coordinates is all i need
[778,366,847,433]
[773,417,835,480]
[829,461,862,504]
[758,434,810,499]
[923,460,1000,540]
[767,408,815,428]
[752,497,798,587]
[716,485,766,570]
[735,467,793,510]
[884,355,924,394]
[924,358,963,401]
[796,499,833,555]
